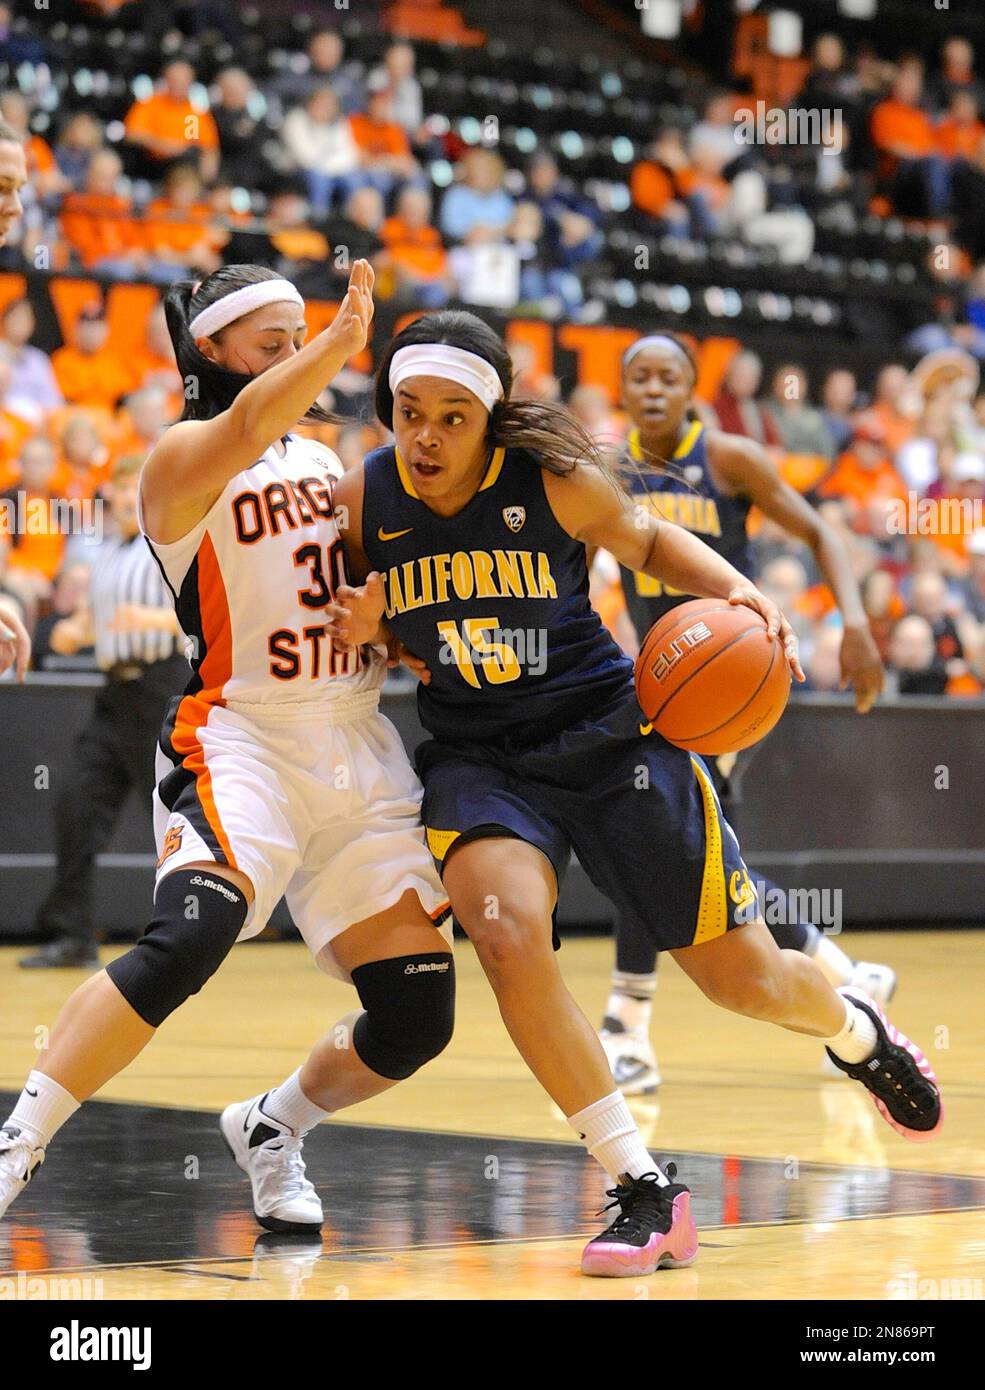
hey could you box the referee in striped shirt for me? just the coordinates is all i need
[21,453,189,968]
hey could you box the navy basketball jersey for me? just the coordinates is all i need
[362,444,632,744]
[617,421,753,639]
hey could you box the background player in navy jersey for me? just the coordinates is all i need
[327,310,942,1280]
[598,333,895,1094]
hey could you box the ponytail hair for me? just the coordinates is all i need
[375,310,604,476]
[164,264,337,425]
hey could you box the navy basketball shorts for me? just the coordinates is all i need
[416,689,759,953]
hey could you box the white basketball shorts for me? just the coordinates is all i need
[152,688,451,980]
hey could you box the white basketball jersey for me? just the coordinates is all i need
[143,433,383,706]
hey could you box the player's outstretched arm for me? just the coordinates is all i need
[544,463,805,681]
[142,261,375,534]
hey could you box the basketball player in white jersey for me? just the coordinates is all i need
[0,261,457,1234]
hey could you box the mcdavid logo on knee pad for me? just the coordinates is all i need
[404,960,451,975]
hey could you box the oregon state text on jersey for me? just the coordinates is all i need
[144,434,384,705]
[617,422,754,637]
[362,444,631,744]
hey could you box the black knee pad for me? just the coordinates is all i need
[351,952,455,1080]
[105,869,249,1027]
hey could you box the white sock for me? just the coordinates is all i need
[811,934,855,988]
[567,1091,668,1184]
[604,971,657,1034]
[824,997,879,1064]
[262,1068,331,1136]
[6,1071,79,1148]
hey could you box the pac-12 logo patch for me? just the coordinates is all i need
[503,505,526,533]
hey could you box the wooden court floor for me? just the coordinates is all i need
[1,930,983,1300]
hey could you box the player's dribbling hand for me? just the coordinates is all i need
[0,600,30,682]
[728,585,805,682]
[329,259,375,357]
[839,624,884,713]
[324,571,386,649]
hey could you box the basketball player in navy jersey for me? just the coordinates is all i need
[326,310,942,1279]
[598,333,895,1094]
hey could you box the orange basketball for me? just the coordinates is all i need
[634,599,791,756]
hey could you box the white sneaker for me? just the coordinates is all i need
[849,961,897,1009]
[220,1095,324,1234]
[821,961,898,1077]
[0,1124,45,1220]
[599,1027,662,1095]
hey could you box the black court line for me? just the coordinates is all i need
[1,1094,982,1276]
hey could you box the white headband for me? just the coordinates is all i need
[188,280,305,339]
[389,344,504,413]
[623,334,689,368]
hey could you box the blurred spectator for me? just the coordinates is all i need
[936,90,985,160]
[909,568,968,672]
[803,624,846,692]
[266,28,365,119]
[712,351,781,446]
[113,386,171,461]
[0,435,65,610]
[510,200,583,318]
[52,304,137,409]
[689,91,744,171]
[895,395,956,492]
[0,90,67,199]
[871,363,916,453]
[129,303,182,412]
[348,84,419,199]
[440,148,515,243]
[0,297,62,422]
[53,111,104,185]
[870,62,950,218]
[327,185,386,278]
[758,555,814,644]
[122,60,220,183]
[961,527,985,619]
[255,187,334,297]
[820,368,858,454]
[797,34,861,111]
[211,67,276,190]
[527,152,603,262]
[927,37,985,117]
[142,162,225,280]
[31,563,95,673]
[381,185,451,308]
[629,130,693,230]
[888,613,948,693]
[54,413,110,501]
[0,347,34,488]
[819,415,908,524]
[509,340,560,402]
[766,364,836,460]
[568,384,622,449]
[282,87,362,216]
[368,42,424,137]
[60,148,141,274]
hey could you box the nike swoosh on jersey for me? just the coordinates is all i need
[639,721,653,736]
[378,526,413,541]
